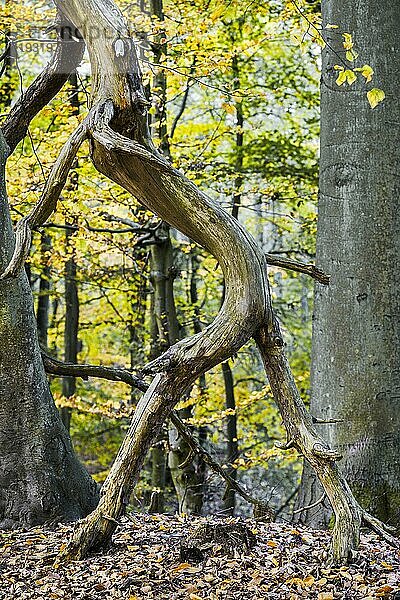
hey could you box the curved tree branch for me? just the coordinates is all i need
[0,117,89,280]
[1,13,84,153]
[38,0,395,565]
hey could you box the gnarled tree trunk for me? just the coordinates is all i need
[2,0,395,564]
[48,0,381,563]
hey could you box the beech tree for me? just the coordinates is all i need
[296,0,400,527]
[0,133,98,528]
[0,0,397,565]
[0,10,100,528]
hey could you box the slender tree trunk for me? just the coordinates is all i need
[148,229,170,511]
[36,232,51,349]
[296,0,400,528]
[60,223,79,431]
[222,54,243,513]
[60,72,80,431]
[222,360,238,514]
[0,132,98,528]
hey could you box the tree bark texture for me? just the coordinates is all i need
[297,0,400,528]
[0,132,98,528]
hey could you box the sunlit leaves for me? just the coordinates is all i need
[342,32,353,50]
[367,87,385,109]
[354,64,374,83]
[335,68,357,86]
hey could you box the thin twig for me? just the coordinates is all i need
[293,493,326,515]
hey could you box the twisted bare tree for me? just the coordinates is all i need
[1,0,397,563]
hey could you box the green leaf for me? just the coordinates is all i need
[345,69,357,85]
[336,70,347,86]
[367,88,385,109]
[354,64,374,83]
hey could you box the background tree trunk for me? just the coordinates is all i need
[296,0,400,527]
[222,49,243,515]
[222,360,238,514]
[60,222,79,431]
[36,232,51,349]
[0,132,98,528]
[60,71,81,431]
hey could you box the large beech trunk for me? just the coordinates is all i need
[296,0,400,528]
[0,133,98,528]
[7,0,392,563]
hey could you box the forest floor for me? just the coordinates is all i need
[0,513,399,600]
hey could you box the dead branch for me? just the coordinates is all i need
[362,512,399,547]
[41,352,148,391]
[293,493,326,515]
[42,352,274,518]
[170,413,274,520]
[2,13,84,153]
[265,253,330,285]
[0,118,89,280]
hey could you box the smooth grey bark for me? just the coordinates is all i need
[0,132,98,528]
[296,0,400,527]
[148,228,170,512]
